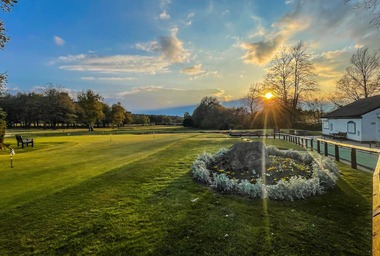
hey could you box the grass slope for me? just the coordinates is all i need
[0,133,372,255]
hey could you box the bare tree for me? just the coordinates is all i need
[243,83,263,114]
[262,41,318,127]
[346,0,380,27]
[303,95,331,124]
[336,47,380,101]
[264,47,293,106]
[290,41,318,110]
[0,0,17,94]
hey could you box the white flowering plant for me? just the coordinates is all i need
[191,145,340,201]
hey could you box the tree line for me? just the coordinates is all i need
[0,88,182,130]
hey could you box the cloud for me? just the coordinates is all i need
[240,6,311,65]
[54,36,65,46]
[181,12,195,26]
[212,88,232,102]
[54,54,171,74]
[112,86,231,111]
[180,64,219,80]
[159,10,170,20]
[160,0,171,8]
[81,76,136,81]
[312,47,353,90]
[158,27,190,62]
[136,27,189,63]
[240,35,284,65]
[221,10,230,16]
[238,0,379,66]
[180,64,205,75]
[54,27,190,76]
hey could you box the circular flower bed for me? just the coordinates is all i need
[191,145,340,201]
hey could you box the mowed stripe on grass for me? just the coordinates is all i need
[0,134,372,255]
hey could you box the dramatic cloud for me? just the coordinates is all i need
[54,54,171,74]
[158,27,190,62]
[53,36,65,46]
[136,27,190,63]
[239,0,379,66]
[240,35,284,65]
[54,27,190,76]
[240,8,310,65]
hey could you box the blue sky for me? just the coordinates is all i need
[1,0,379,114]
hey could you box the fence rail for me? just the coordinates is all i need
[279,133,380,255]
[280,134,380,170]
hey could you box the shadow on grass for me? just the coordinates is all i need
[0,137,372,256]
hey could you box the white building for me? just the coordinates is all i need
[321,95,380,142]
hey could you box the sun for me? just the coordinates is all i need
[264,92,274,99]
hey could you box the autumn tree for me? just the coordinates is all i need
[111,102,126,128]
[336,47,380,101]
[77,90,104,131]
[124,111,133,125]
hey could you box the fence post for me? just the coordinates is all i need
[335,145,339,161]
[317,140,320,154]
[324,142,328,156]
[351,148,357,169]
[310,139,314,151]
[372,156,380,255]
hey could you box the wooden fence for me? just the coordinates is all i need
[279,134,380,255]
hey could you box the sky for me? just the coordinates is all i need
[1,0,379,115]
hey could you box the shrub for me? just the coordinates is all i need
[191,145,340,201]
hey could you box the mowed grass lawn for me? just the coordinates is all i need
[0,132,372,255]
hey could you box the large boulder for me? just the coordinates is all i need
[223,141,268,172]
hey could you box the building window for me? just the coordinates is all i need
[330,123,333,131]
[323,120,329,129]
[347,121,356,134]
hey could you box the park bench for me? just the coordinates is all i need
[15,134,34,148]
[296,130,309,136]
[330,132,347,140]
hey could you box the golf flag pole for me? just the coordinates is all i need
[10,148,15,168]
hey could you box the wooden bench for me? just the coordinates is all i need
[330,132,347,140]
[15,134,34,148]
[296,130,309,136]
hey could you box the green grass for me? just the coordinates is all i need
[0,132,372,255]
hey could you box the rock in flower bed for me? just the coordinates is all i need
[191,142,340,201]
